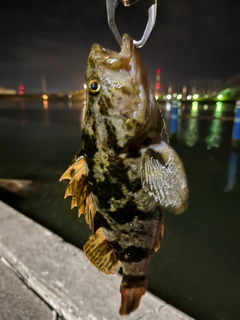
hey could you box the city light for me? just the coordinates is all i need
[18,85,25,95]
[156,69,161,74]
[68,94,72,99]
[193,94,199,100]
[217,94,223,100]
[42,94,48,100]
[155,95,159,100]
[173,93,177,98]
[177,94,182,100]
[204,104,208,110]
[166,94,172,100]
[187,95,192,100]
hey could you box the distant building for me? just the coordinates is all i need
[0,87,16,95]
[189,77,223,96]
[218,75,240,100]
[221,75,240,90]
[68,89,85,100]
[159,74,223,96]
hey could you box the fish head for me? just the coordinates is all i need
[84,34,156,154]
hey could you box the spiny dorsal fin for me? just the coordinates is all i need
[83,228,121,275]
[59,156,96,230]
[59,156,88,182]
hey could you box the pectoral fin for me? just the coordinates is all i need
[83,228,121,275]
[60,156,96,230]
[141,141,188,214]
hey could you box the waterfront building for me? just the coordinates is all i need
[218,75,240,100]
[0,87,16,95]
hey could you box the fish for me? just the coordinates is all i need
[60,34,188,316]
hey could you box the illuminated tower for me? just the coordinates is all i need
[42,75,47,94]
[168,83,172,94]
[182,85,187,99]
[18,83,25,95]
[155,68,161,99]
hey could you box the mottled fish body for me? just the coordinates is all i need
[60,34,188,315]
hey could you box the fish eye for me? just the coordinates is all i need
[89,79,101,94]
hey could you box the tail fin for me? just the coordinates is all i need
[119,276,147,315]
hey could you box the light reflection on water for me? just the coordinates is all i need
[162,101,234,150]
[185,118,198,147]
[205,119,222,149]
[224,152,239,192]
[184,102,199,147]
[43,100,48,110]
[205,102,223,149]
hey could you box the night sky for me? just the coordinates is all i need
[1,0,239,93]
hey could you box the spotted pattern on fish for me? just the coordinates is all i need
[60,34,188,316]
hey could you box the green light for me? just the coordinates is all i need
[191,102,198,117]
[216,102,222,111]
[217,94,223,100]
[185,118,198,147]
[193,94,199,100]
[192,101,198,111]
[206,119,222,149]
[177,94,182,100]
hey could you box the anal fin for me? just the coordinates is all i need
[83,228,121,275]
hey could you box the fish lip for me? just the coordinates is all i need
[91,33,133,57]
[120,33,133,56]
[87,34,133,72]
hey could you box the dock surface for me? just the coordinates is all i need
[0,201,195,320]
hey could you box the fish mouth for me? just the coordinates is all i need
[87,34,134,73]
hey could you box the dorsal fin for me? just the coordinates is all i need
[60,156,96,230]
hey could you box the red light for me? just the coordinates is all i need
[156,69,161,74]
[156,83,161,89]
[18,84,25,95]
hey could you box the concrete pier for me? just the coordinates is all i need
[0,258,54,320]
[0,201,195,320]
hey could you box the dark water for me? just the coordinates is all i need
[0,99,239,320]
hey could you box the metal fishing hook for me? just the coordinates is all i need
[106,0,157,48]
